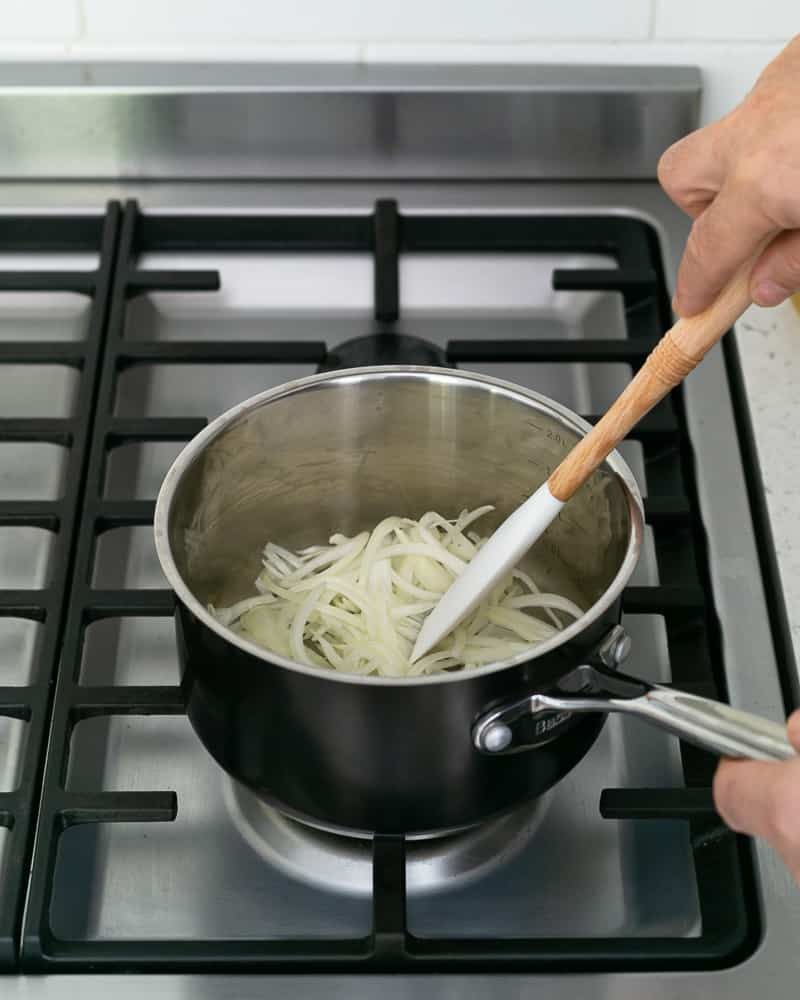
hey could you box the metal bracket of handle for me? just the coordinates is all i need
[473,626,795,762]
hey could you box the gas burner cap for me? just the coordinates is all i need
[224,778,551,897]
[319,332,452,371]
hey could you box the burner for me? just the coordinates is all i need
[224,778,551,897]
[318,332,452,371]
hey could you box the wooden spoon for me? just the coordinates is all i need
[411,256,759,662]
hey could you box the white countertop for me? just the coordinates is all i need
[734,297,800,678]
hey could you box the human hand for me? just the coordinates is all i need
[713,710,800,884]
[658,35,800,316]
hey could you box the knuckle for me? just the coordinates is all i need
[658,132,702,193]
[657,145,681,192]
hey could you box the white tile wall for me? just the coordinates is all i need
[2,0,80,42]
[0,0,796,125]
[655,1,797,42]
[81,0,653,43]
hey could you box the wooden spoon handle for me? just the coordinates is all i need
[548,255,757,503]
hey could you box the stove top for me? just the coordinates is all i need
[0,65,797,999]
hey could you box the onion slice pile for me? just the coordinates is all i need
[210,507,583,678]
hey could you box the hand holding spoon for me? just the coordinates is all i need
[411,254,762,662]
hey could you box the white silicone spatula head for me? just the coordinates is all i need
[410,483,564,661]
[410,253,761,663]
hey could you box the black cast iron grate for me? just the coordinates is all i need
[0,205,120,967]
[18,199,763,971]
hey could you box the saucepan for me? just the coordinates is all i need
[154,367,793,836]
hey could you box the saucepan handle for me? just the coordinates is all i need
[474,670,795,762]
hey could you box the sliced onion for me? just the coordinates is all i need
[211,507,583,678]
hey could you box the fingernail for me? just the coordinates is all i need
[753,279,790,307]
[671,294,679,315]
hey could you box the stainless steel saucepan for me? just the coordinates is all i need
[154,367,793,836]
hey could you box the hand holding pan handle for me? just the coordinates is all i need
[474,657,795,762]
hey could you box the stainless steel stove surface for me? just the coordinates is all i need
[0,64,797,999]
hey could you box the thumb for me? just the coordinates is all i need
[751,230,800,307]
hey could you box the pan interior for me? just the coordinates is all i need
[166,370,633,655]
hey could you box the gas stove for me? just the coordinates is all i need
[0,64,798,998]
